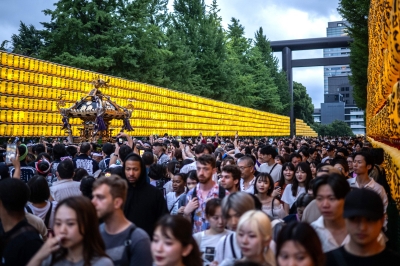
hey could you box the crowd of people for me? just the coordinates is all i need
[0,132,398,266]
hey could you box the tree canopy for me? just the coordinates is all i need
[311,120,355,137]
[2,0,314,119]
[338,0,370,110]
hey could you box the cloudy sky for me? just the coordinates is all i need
[1,0,342,108]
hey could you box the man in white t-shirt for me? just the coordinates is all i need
[349,152,388,215]
[50,160,81,202]
[259,146,282,182]
[237,156,256,194]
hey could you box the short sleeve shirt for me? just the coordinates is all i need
[281,184,306,208]
[186,183,229,234]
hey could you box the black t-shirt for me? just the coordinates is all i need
[0,219,43,266]
[325,246,400,266]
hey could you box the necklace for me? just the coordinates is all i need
[66,255,82,263]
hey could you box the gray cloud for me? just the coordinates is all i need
[273,0,340,18]
[0,0,56,43]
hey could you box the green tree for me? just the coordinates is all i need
[8,22,43,56]
[38,0,169,85]
[248,47,282,113]
[254,27,290,115]
[221,18,257,107]
[311,120,354,136]
[165,0,228,98]
[293,81,314,125]
[338,0,369,110]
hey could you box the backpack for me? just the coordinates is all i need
[190,185,226,226]
[26,202,53,234]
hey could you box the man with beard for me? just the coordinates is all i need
[92,175,152,266]
[121,153,168,238]
[183,154,228,233]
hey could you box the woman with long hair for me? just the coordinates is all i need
[281,162,312,214]
[28,196,112,266]
[310,162,317,179]
[254,173,286,219]
[274,163,295,198]
[152,215,202,266]
[276,222,324,266]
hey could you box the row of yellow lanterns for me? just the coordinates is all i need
[0,51,289,120]
[0,93,288,127]
[0,81,85,101]
[0,70,287,123]
[0,125,63,137]
[0,124,290,137]
[0,109,289,133]
[0,96,58,112]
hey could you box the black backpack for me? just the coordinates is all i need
[190,185,226,225]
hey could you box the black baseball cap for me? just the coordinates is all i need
[326,145,335,151]
[343,188,384,220]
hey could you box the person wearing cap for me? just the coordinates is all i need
[152,142,169,165]
[321,145,335,163]
[325,188,400,265]
[92,152,103,163]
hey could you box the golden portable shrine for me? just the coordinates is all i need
[57,78,134,143]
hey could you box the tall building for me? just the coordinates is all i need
[323,21,351,93]
[313,21,366,135]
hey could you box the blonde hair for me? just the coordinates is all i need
[236,210,274,263]
[237,210,272,241]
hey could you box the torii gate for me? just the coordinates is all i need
[270,36,353,136]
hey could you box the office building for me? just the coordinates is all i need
[313,21,366,135]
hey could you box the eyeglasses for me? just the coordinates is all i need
[238,166,252,170]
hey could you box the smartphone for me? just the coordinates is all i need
[176,136,182,142]
[5,144,17,164]
[139,150,144,156]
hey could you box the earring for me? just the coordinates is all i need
[264,246,269,253]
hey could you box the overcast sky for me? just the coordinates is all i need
[1,0,342,108]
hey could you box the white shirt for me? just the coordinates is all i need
[311,216,350,252]
[193,230,229,266]
[50,179,81,202]
[240,176,255,194]
[281,184,306,208]
[26,201,58,229]
[180,160,196,174]
[259,163,282,182]
[347,177,388,212]
[166,192,184,214]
